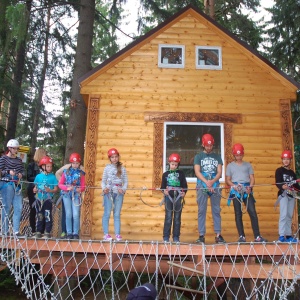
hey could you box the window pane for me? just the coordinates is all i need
[164,123,224,182]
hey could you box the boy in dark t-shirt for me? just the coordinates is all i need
[161,153,187,243]
[275,150,299,243]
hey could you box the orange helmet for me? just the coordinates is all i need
[168,153,181,163]
[69,153,81,163]
[39,156,53,166]
[108,148,119,158]
[202,134,214,146]
[281,150,293,159]
[232,143,244,155]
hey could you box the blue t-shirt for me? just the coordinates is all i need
[194,152,223,183]
[34,172,58,200]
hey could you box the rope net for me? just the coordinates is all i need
[1,197,300,299]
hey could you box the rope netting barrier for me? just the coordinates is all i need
[0,196,300,299]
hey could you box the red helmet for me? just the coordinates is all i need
[39,156,53,166]
[108,148,119,158]
[69,153,81,163]
[168,153,181,163]
[232,143,244,155]
[281,150,293,159]
[202,134,214,146]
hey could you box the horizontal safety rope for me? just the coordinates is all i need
[2,178,300,191]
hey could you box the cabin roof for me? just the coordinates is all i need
[78,4,300,90]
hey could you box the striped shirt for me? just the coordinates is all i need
[101,163,128,193]
[0,155,25,177]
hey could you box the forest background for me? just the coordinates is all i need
[0,0,300,171]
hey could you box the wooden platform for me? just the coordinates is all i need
[1,237,299,280]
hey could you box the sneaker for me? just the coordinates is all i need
[278,236,286,242]
[44,232,51,239]
[173,237,180,243]
[286,236,298,243]
[66,234,73,240]
[60,232,66,238]
[215,235,226,244]
[103,234,112,241]
[35,232,42,238]
[115,234,122,241]
[254,236,267,243]
[238,236,246,243]
[196,235,205,244]
[163,238,170,242]
[73,234,79,240]
[14,232,24,238]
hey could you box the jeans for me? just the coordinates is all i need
[163,195,182,240]
[0,182,23,234]
[233,193,260,238]
[36,199,52,233]
[102,193,124,235]
[196,182,221,236]
[61,200,67,233]
[62,193,81,235]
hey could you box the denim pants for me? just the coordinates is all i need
[0,182,23,234]
[233,193,260,238]
[102,193,124,235]
[62,193,81,235]
[36,199,52,234]
[196,183,221,236]
[163,195,182,240]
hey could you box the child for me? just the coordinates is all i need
[275,150,299,243]
[226,143,267,243]
[160,153,187,243]
[58,153,85,239]
[33,156,58,238]
[0,139,24,235]
[101,148,128,241]
[26,148,46,235]
[56,161,85,238]
[194,133,225,244]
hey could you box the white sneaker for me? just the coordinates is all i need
[115,234,122,241]
[103,234,112,241]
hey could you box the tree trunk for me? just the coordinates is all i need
[64,0,95,163]
[5,0,32,144]
[30,4,50,156]
[204,0,215,20]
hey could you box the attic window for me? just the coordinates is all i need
[196,46,222,70]
[158,44,185,68]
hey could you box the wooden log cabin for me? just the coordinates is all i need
[78,5,300,244]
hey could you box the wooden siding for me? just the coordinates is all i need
[81,13,298,243]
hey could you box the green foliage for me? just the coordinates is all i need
[264,0,300,82]
[5,3,29,51]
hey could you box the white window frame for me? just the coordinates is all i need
[158,44,185,68]
[195,46,222,70]
[163,122,225,183]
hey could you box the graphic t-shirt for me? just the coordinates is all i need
[275,166,297,197]
[194,152,223,184]
[160,169,188,197]
[34,172,58,200]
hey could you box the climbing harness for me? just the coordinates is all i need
[227,183,252,214]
